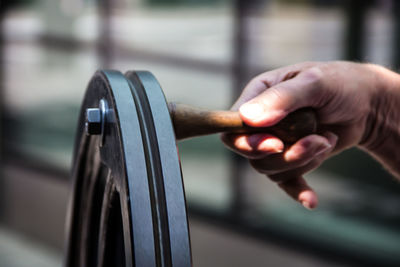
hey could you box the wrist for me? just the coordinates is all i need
[359,64,400,161]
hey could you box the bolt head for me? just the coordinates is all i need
[85,108,101,135]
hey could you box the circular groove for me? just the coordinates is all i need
[126,72,172,266]
[126,71,192,267]
[65,70,191,267]
[102,70,157,267]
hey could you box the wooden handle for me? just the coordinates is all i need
[168,103,317,143]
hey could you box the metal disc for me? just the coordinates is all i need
[64,70,192,267]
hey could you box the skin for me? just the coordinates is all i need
[221,61,400,210]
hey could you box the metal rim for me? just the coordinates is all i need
[64,70,191,267]
[126,70,192,267]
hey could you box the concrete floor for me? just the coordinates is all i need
[0,219,347,267]
[0,162,346,267]
[189,219,347,267]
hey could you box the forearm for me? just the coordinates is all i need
[359,65,400,179]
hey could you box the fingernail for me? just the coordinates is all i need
[240,103,264,120]
[258,138,284,153]
[301,200,313,210]
[234,135,253,152]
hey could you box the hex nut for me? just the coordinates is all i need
[85,108,101,135]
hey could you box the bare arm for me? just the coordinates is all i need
[359,65,400,178]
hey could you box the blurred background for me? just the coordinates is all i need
[1,0,400,266]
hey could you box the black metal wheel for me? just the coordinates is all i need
[65,70,191,267]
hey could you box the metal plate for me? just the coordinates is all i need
[64,70,192,267]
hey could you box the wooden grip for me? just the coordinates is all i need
[168,103,317,143]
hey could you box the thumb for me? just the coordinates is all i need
[239,69,322,127]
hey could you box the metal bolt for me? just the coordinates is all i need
[85,108,102,135]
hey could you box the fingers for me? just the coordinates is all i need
[278,177,318,210]
[258,132,337,180]
[249,134,333,176]
[221,133,284,159]
[272,146,333,209]
[239,68,325,127]
[269,132,338,209]
[269,155,329,182]
[233,132,337,210]
[223,131,338,209]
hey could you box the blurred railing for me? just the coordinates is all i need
[1,0,400,266]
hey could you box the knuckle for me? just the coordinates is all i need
[302,67,323,86]
[248,76,267,90]
[250,75,262,84]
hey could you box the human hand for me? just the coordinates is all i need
[222,61,390,209]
